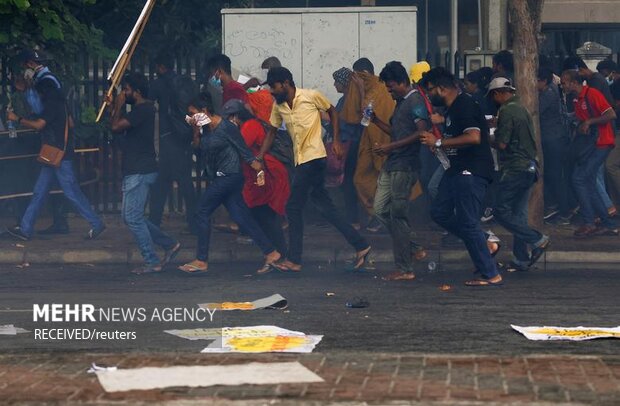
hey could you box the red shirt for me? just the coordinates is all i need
[239,119,290,215]
[223,80,249,104]
[573,86,615,147]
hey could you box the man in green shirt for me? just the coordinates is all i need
[489,77,550,271]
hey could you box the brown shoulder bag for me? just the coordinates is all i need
[37,114,68,168]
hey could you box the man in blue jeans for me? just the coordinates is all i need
[561,70,618,237]
[7,79,104,241]
[107,73,180,274]
[420,68,502,287]
[488,77,550,271]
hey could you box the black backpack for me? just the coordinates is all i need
[163,74,199,143]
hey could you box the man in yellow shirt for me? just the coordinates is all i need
[259,67,371,272]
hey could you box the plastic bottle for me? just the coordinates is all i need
[435,147,451,170]
[6,107,17,138]
[360,101,374,127]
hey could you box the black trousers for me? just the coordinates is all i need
[149,144,196,228]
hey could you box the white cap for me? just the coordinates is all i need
[486,77,515,95]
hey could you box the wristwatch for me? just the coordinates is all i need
[434,138,442,148]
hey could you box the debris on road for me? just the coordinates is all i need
[16,262,30,269]
[87,363,118,373]
[92,362,323,392]
[346,297,370,308]
[198,293,288,311]
[439,284,452,291]
[325,292,335,296]
[512,325,620,341]
[0,324,30,335]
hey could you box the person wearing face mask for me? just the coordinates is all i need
[258,67,371,273]
[206,54,252,107]
[221,98,290,260]
[106,73,180,274]
[6,79,105,242]
[18,48,71,236]
[419,67,501,287]
[178,93,282,275]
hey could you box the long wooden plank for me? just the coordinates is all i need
[95,0,157,122]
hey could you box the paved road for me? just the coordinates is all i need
[1,260,618,356]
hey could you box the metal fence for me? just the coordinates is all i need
[0,54,205,215]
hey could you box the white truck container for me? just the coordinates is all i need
[222,6,418,103]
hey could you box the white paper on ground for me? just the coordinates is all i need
[94,361,323,392]
[0,324,30,335]
[511,325,620,341]
[165,325,305,341]
[198,293,288,311]
[87,363,118,373]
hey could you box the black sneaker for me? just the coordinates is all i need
[543,207,560,220]
[7,226,29,241]
[85,225,106,240]
[481,208,494,223]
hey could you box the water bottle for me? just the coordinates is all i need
[6,107,17,139]
[360,101,374,127]
[435,148,451,170]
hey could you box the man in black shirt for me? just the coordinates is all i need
[107,73,180,274]
[420,68,502,286]
[148,54,197,232]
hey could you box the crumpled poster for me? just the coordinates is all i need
[198,293,288,311]
[166,325,322,353]
[512,324,620,341]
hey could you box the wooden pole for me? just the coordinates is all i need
[95,0,157,122]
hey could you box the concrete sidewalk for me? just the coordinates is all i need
[1,214,619,265]
[0,351,619,404]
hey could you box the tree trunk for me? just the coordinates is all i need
[508,0,545,229]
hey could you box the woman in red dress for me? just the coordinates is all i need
[221,99,290,261]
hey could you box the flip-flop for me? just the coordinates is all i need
[382,271,416,281]
[529,239,550,267]
[499,261,530,273]
[178,263,208,274]
[346,246,372,271]
[269,261,302,273]
[131,265,163,275]
[464,277,503,287]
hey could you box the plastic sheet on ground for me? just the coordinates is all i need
[198,293,288,311]
[512,324,620,341]
[0,324,30,335]
[93,361,323,392]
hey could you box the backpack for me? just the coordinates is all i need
[163,74,199,143]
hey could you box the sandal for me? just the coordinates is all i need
[132,264,163,275]
[350,246,372,271]
[178,260,208,274]
[382,271,416,281]
[529,239,550,267]
[499,260,529,273]
[464,275,503,287]
[413,248,427,262]
[269,259,302,273]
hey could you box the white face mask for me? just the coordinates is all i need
[24,68,35,81]
[185,112,211,127]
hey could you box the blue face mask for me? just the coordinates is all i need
[209,74,221,88]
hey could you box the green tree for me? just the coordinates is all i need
[0,0,112,68]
